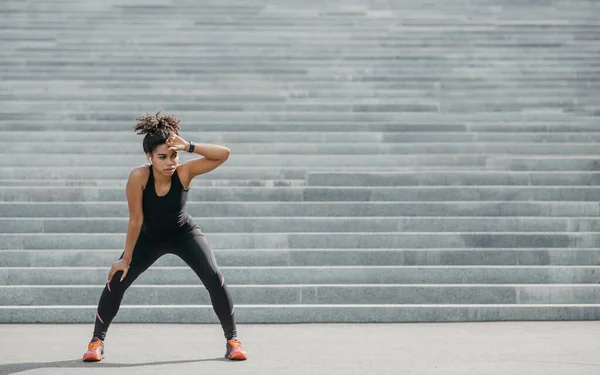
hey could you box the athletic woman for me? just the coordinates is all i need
[82,112,247,362]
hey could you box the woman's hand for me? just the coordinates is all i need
[108,258,131,283]
[166,134,188,152]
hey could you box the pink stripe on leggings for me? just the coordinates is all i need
[96,312,105,325]
[107,282,111,292]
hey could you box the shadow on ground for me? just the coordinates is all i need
[0,357,229,375]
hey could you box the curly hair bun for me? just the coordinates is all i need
[133,111,181,135]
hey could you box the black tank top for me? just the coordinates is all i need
[141,165,198,240]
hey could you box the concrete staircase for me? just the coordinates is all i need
[1,0,600,323]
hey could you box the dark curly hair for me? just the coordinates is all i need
[132,111,181,154]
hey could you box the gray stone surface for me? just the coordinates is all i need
[0,322,598,375]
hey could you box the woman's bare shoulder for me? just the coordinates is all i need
[130,164,151,189]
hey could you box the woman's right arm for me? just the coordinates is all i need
[107,168,145,282]
[122,168,145,263]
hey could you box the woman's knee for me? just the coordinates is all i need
[203,271,226,292]
[107,272,134,295]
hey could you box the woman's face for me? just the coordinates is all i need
[148,144,179,176]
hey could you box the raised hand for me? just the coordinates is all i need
[166,134,188,152]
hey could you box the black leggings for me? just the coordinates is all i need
[92,229,237,341]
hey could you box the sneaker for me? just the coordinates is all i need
[225,339,247,360]
[83,339,104,362]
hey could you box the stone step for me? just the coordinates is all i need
[3,80,598,92]
[8,131,600,143]
[2,284,599,306]
[5,53,599,62]
[6,49,595,56]
[0,154,491,168]
[0,132,600,144]
[4,66,599,75]
[2,201,597,218]
[5,74,598,84]
[6,33,594,41]
[3,95,595,104]
[2,217,599,234]
[0,179,306,187]
[1,121,599,133]
[2,61,598,70]
[3,42,597,51]
[5,21,595,29]
[1,248,598,267]
[3,59,597,69]
[0,20,595,27]
[4,10,594,17]
[4,31,593,39]
[5,39,596,49]
[0,167,442,180]
[4,10,598,19]
[8,16,592,23]
[8,15,590,22]
[2,304,599,323]
[24,17,594,23]
[1,23,596,30]
[0,101,595,114]
[6,36,596,46]
[7,168,599,185]
[1,92,596,102]
[0,77,600,86]
[3,142,600,155]
[2,186,598,202]
[486,157,600,171]
[2,53,598,62]
[1,266,598,285]
[0,60,598,70]
[1,110,596,124]
[3,3,591,10]
[381,134,600,143]
[3,45,598,53]
[8,50,596,58]
[306,171,600,186]
[0,131,383,143]
[1,26,595,35]
[2,232,599,250]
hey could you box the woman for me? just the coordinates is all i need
[82,112,247,362]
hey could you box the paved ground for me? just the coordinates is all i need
[0,322,598,375]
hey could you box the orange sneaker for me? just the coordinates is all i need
[83,339,104,362]
[225,339,247,360]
